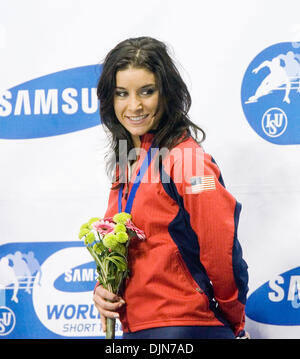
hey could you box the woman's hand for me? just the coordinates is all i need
[93,285,125,332]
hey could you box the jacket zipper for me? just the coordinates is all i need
[121,134,149,332]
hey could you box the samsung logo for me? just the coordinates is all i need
[0,87,98,116]
[54,261,97,293]
[246,266,300,325]
[64,267,98,283]
[0,64,102,139]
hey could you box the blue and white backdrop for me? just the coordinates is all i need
[1,0,300,339]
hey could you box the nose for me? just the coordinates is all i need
[127,94,142,113]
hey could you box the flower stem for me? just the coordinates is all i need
[106,317,116,339]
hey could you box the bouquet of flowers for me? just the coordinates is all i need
[78,212,145,339]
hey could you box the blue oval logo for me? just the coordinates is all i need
[54,261,97,293]
[246,266,300,325]
[241,42,300,145]
[0,64,102,139]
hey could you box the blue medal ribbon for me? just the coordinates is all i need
[118,145,158,214]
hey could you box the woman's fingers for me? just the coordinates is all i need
[100,313,107,333]
[97,285,120,302]
[93,285,126,331]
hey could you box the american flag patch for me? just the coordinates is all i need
[189,175,216,193]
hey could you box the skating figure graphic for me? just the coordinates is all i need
[246,51,300,104]
[0,257,19,303]
[0,251,42,304]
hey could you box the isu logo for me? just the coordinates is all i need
[241,42,300,145]
[0,307,16,336]
[262,107,288,137]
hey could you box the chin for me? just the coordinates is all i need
[128,128,149,137]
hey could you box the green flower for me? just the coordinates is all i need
[80,223,90,230]
[79,218,100,237]
[103,233,118,249]
[113,243,126,256]
[116,231,128,243]
[113,212,131,224]
[79,228,90,239]
[114,223,126,233]
[88,217,100,226]
[93,242,105,254]
[84,232,95,245]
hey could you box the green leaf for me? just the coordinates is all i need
[105,255,127,271]
[106,275,116,283]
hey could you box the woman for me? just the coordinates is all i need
[93,36,249,339]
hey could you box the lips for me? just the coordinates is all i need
[125,114,149,124]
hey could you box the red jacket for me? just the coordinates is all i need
[104,131,248,335]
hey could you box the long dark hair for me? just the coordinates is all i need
[97,36,205,184]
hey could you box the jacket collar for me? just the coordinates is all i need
[138,129,157,149]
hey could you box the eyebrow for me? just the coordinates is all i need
[115,84,156,90]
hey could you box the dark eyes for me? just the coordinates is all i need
[115,90,127,97]
[115,87,156,98]
[142,88,155,96]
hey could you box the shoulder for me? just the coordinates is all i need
[165,136,204,164]
[163,136,223,182]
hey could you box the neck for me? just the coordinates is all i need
[131,135,141,148]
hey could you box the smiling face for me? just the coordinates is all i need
[113,66,163,147]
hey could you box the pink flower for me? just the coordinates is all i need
[104,217,114,223]
[93,219,115,235]
[126,219,146,241]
